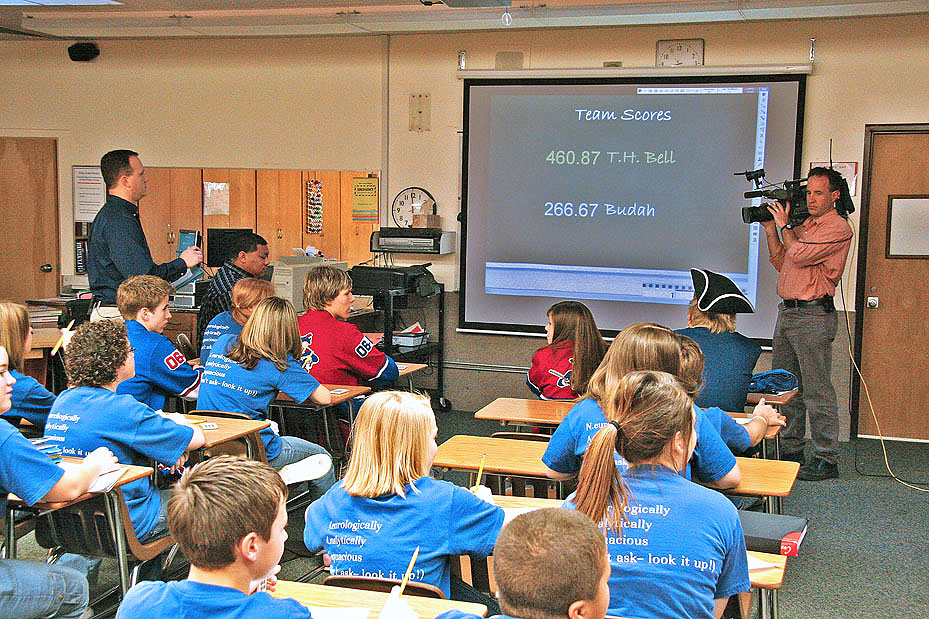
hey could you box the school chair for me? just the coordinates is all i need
[33,489,175,599]
[323,574,446,599]
[485,431,565,499]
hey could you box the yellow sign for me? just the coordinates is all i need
[352,177,379,222]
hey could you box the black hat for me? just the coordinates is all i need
[690,269,755,314]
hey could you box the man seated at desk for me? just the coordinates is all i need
[197,232,270,347]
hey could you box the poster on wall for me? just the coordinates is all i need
[73,166,106,222]
[352,177,379,222]
[203,181,230,216]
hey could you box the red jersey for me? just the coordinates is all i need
[527,340,576,400]
[298,309,393,386]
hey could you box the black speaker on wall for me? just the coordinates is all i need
[68,42,99,62]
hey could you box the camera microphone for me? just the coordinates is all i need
[744,190,766,199]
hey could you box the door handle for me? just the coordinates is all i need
[40,263,53,273]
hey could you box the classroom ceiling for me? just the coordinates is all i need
[0,0,926,39]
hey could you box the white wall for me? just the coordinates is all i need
[2,12,928,305]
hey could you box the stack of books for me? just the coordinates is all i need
[28,306,62,328]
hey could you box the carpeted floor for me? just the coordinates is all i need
[12,410,929,618]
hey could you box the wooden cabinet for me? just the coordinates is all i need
[340,171,378,267]
[256,169,303,260]
[140,168,203,265]
[202,169,256,265]
[161,310,197,351]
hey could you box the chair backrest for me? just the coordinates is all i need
[323,575,446,599]
[34,488,174,562]
[486,432,558,498]
[490,431,550,442]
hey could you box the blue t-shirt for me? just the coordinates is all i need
[44,387,194,539]
[0,418,63,516]
[197,334,322,461]
[117,320,202,411]
[304,477,504,597]
[437,613,519,619]
[200,311,242,362]
[676,327,761,412]
[565,465,749,619]
[699,405,752,454]
[2,369,55,430]
[116,579,313,619]
[542,397,736,484]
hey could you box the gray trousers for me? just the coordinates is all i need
[771,304,839,463]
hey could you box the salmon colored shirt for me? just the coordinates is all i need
[769,208,853,301]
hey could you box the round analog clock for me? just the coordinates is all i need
[656,38,705,67]
[391,186,436,228]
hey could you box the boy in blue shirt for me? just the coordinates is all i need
[117,456,313,619]
[115,275,203,411]
[0,344,120,619]
[47,319,204,542]
[434,508,610,619]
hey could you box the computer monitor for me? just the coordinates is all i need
[206,228,252,267]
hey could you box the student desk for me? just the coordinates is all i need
[397,362,428,391]
[432,435,799,514]
[273,385,372,462]
[185,414,270,462]
[22,327,61,387]
[727,411,785,460]
[491,496,786,619]
[747,389,798,407]
[473,397,574,429]
[5,462,153,559]
[272,580,488,618]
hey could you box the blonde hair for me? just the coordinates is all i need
[117,275,174,319]
[303,266,352,312]
[687,298,736,333]
[585,322,681,422]
[226,297,301,372]
[574,371,694,533]
[0,302,30,371]
[231,278,275,325]
[342,391,436,498]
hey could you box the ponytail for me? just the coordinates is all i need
[574,420,628,533]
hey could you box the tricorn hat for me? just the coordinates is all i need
[690,268,755,314]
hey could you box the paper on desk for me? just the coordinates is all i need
[399,322,425,334]
[59,461,125,493]
[735,418,752,425]
[747,554,777,571]
[309,607,370,619]
[503,507,539,525]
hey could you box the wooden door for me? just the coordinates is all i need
[339,171,379,267]
[202,169,256,264]
[303,170,342,260]
[256,169,303,260]
[0,137,59,302]
[854,125,929,441]
[139,167,173,263]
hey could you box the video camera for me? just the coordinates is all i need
[736,167,854,225]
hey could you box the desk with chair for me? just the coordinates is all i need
[433,435,799,514]
[272,580,488,618]
[473,397,574,429]
[272,385,371,465]
[397,362,428,391]
[184,413,270,462]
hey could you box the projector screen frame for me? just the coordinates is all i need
[458,73,807,344]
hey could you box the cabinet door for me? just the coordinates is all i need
[139,167,173,264]
[256,169,303,260]
[303,170,342,260]
[339,171,379,267]
[202,169,257,265]
[169,168,203,241]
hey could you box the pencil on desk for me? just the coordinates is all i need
[51,320,74,356]
[398,545,420,596]
[475,453,486,488]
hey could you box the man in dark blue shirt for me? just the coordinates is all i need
[88,150,202,309]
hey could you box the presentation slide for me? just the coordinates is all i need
[460,76,805,341]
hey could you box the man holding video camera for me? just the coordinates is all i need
[763,167,853,481]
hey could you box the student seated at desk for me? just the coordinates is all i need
[527,300,606,400]
[199,278,274,362]
[117,456,312,619]
[115,275,203,411]
[567,370,750,619]
[0,301,55,430]
[435,508,611,619]
[197,297,335,499]
[543,323,741,489]
[304,391,503,613]
[0,344,119,619]
[297,266,398,387]
[678,335,783,454]
[45,320,205,543]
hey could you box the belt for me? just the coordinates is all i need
[782,297,833,309]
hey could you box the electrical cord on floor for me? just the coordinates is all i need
[839,218,929,491]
